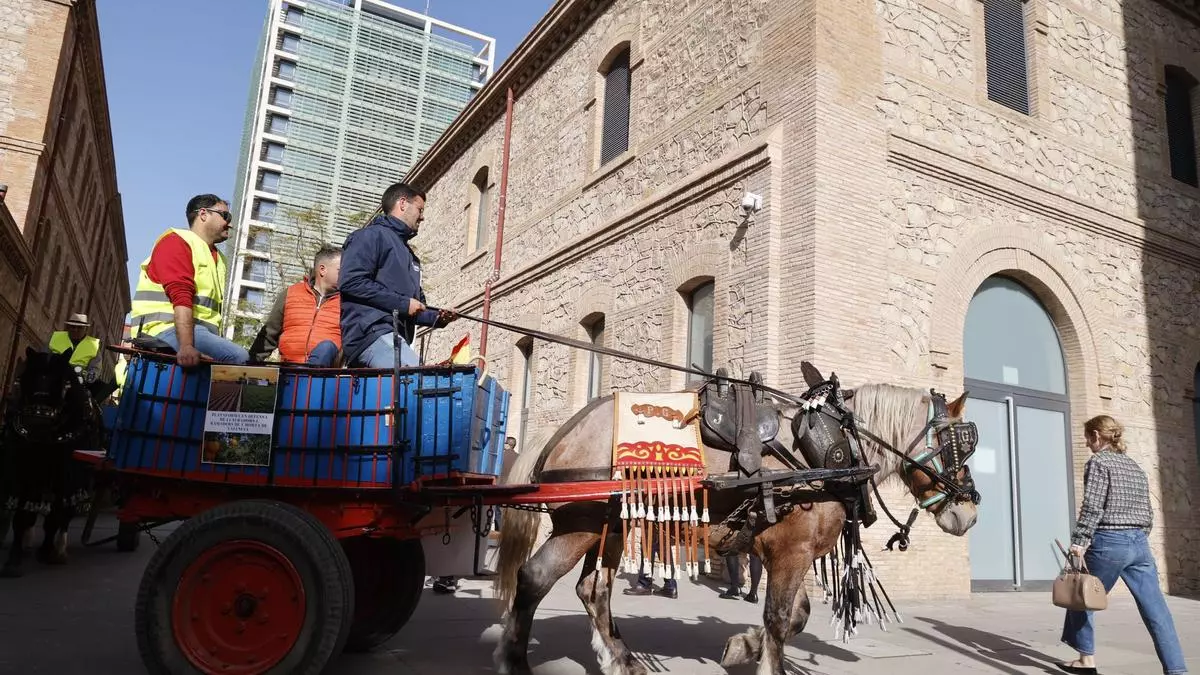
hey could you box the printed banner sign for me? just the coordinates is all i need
[612,392,704,472]
[202,365,279,467]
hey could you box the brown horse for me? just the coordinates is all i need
[493,381,980,675]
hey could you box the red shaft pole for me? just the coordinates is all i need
[479,86,514,357]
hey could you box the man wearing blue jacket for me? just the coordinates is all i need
[339,182,456,367]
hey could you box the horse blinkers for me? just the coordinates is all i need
[910,391,982,507]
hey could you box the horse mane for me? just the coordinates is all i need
[846,383,928,482]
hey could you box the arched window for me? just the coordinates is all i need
[471,166,490,252]
[686,281,714,383]
[599,45,631,165]
[583,313,605,401]
[517,337,534,448]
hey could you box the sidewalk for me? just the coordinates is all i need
[344,572,1198,674]
[0,514,1192,674]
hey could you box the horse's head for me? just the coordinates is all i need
[901,390,980,536]
[844,384,981,537]
[10,346,83,442]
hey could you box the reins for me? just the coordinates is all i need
[451,311,808,406]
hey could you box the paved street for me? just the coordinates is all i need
[0,514,1195,674]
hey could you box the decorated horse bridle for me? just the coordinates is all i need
[856,390,982,509]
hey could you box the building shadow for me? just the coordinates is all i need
[907,615,1060,675]
[1124,0,1200,597]
[338,591,862,674]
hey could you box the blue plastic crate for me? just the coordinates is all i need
[107,357,509,487]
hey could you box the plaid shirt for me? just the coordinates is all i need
[1071,449,1154,547]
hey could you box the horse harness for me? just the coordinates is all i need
[699,367,981,554]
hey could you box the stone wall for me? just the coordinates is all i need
[412,0,1200,598]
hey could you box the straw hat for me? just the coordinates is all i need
[65,313,91,327]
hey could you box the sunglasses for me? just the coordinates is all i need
[199,208,233,224]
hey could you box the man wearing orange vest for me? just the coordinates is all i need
[250,246,342,366]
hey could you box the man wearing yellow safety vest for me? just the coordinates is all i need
[129,194,249,367]
[48,313,101,375]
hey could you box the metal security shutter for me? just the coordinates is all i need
[1166,66,1198,187]
[600,49,631,165]
[984,0,1030,115]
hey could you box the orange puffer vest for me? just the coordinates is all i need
[279,280,341,364]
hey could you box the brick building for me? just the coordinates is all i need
[0,0,129,387]
[407,0,1200,598]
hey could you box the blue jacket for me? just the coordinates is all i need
[338,215,440,365]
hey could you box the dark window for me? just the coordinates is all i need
[247,229,271,252]
[984,0,1030,115]
[239,287,265,309]
[600,47,631,165]
[686,281,715,384]
[280,33,300,54]
[272,87,293,108]
[283,5,304,25]
[518,339,534,447]
[259,171,281,193]
[267,114,289,135]
[242,259,268,283]
[473,167,489,250]
[1166,66,1198,187]
[585,315,605,401]
[276,60,296,81]
[253,199,277,222]
[263,142,285,164]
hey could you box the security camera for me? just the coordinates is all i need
[741,192,762,214]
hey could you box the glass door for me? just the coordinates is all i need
[965,385,1073,591]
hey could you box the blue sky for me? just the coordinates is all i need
[96,0,554,302]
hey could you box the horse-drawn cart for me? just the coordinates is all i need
[80,317,981,675]
[86,348,537,675]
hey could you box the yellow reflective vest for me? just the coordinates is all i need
[130,228,227,337]
[113,355,127,389]
[48,331,101,368]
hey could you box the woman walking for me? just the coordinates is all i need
[1058,415,1187,675]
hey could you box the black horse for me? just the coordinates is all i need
[0,347,109,577]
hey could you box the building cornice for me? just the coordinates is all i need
[404,0,611,188]
[73,0,120,200]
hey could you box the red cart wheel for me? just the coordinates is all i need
[135,500,353,675]
[170,540,307,673]
[341,537,425,652]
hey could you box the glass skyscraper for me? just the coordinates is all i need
[223,0,494,340]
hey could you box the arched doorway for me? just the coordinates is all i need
[963,276,1074,591]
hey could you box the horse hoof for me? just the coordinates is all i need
[720,634,758,667]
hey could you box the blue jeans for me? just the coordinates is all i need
[1061,529,1187,674]
[353,332,418,368]
[306,340,339,367]
[159,326,249,365]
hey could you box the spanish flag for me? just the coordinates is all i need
[449,334,472,365]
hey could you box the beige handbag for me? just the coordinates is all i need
[1052,539,1108,612]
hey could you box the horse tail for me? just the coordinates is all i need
[494,429,553,610]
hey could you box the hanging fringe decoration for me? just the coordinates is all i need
[612,393,710,580]
[823,503,903,642]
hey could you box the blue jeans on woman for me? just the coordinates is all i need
[1061,529,1187,674]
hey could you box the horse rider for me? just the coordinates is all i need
[48,313,101,378]
[128,194,249,367]
[338,182,457,368]
[249,245,343,366]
